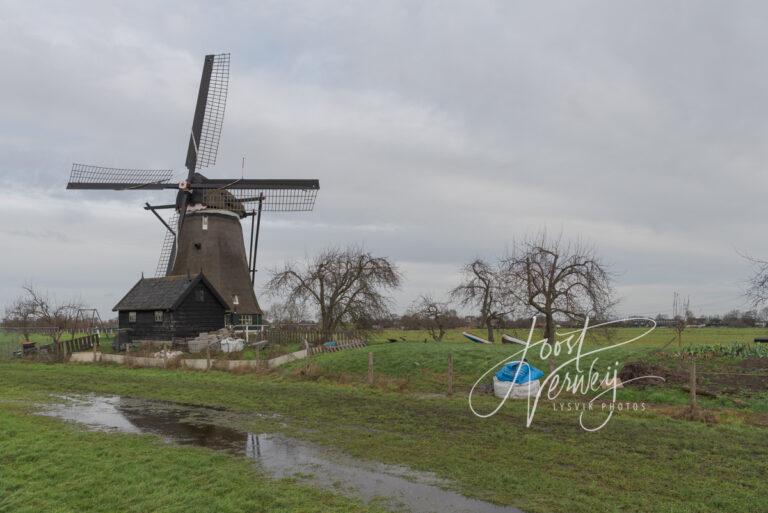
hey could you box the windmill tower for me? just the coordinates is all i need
[67,53,320,324]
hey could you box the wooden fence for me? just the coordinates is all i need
[61,334,100,355]
[307,340,367,356]
[265,326,367,347]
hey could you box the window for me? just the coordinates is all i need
[128,311,137,323]
[202,215,208,231]
[240,315,252,325]
[233,294,239,306]
[154,311,163,322]
[196,287,204,302]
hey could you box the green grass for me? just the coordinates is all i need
[0,400,385,513]
[0,362,766,512]
[282,327,768,399]
[369,326,768,348]
[0,330,109,353]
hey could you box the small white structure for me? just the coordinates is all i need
[493,377,541,399]
[501,334,528,346]
[219,337,245,353]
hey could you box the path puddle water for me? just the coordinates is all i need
[39,395,522,513]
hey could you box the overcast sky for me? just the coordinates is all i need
[1,0,766,319]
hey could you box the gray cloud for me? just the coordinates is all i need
[1,0,765,317]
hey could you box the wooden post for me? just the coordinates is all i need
[92,338,98,363]
[447,353,454,397]
[689,359,697,408]
[206,344,212,371]
[367,352,374,386]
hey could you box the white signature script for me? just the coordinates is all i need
[468,317,664,431]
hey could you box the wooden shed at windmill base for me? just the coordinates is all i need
[113,273,229,348]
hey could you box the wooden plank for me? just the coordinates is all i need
[367,352,374,386]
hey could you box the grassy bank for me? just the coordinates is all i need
[0,399,385,513]
[0,362,766,512]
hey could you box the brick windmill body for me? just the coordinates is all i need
[68,54,319,327]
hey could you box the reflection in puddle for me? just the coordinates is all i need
[40,395,522,513]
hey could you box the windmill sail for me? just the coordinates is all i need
[155,212,179,277]
[191,178,320,213]
[202,184,319,212]
[196,53,229,169]
[67,164,175,190]
[185,53,230,173]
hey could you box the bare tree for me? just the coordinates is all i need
[503,233,613,370]
[266,247,401,342]
[744,254,768,307]
[264,300,309,325]
[758,306,768,325]
[408,294,452,342]
[450,259,511,342]
[5,285,84,347]
[672,292,691,348]
[3,296,36,342]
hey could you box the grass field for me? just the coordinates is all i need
[282,327,768,403]
[0,330,98,354]
[1,327,767,512]
[0,400,386,513]
[1,355,767,512]
[368,325,768,347]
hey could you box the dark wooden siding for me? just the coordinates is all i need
[171,285,226,337]
[118,310,174,341]
[117,282,226,342]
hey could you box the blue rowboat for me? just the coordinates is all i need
[462,332,491,344]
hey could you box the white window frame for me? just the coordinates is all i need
[128,311,137,323]
[154,311,163,323]
[202,215,208,231]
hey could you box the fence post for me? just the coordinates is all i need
[447,353,454,397]
[206,344,212,371]
[367,352,374,386]
[92,338,98,363]
[689,359,697,408]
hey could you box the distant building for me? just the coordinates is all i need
[113,273,229,348]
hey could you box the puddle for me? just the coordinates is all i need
[39,395,522,513]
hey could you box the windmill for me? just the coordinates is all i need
[67,53,320,323]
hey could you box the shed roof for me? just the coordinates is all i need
[112,273,228,311]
